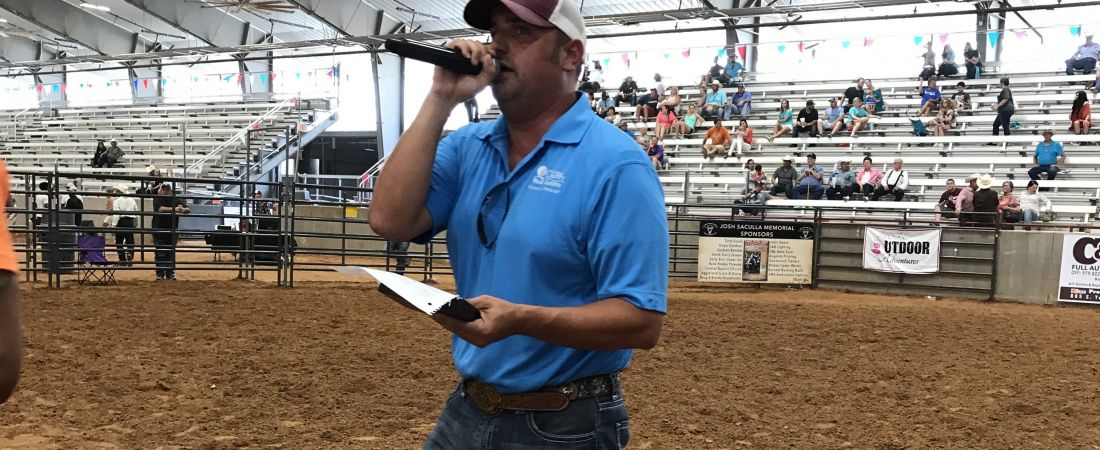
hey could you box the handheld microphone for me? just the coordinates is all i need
[384,39,498,76]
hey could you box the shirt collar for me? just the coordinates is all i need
[475,93,592,147]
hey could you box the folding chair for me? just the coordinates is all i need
[76,235,118,285]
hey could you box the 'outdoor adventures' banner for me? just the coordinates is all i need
[862,227,942,274]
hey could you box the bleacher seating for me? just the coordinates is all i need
[0,99,329,193]
[488,71,1100,223]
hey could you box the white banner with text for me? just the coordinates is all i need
[862,227,941,274]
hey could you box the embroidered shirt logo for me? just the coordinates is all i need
[530,165,566,193]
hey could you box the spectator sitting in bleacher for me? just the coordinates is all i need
[919,42,936,80]
[724,54,746,86]
[701,119,731,159]
[991,77,1014,137]
[970,174,999,227]
[825,158,856,200]
[636,88,660,122]
[728,119,753,157]
[579,60,603,93]
[963,42,982,79]
[91,141,107,168]
[635,127,650,148]
[702,81,729,120]
[999,181,1022,225]
[655,105,676,140]
[837,97,877,138]
[653,74,666,98]
[951,82,972,110]
[854,156,883,199]
[1065,35,1099,75]
[793,153,825,200]
[615,76,638,107]
[792,100,819,138]
[926,99,958,141]
[103,140,125,168]
[742,159,768,193]
[1028,129,1066,180]
[873,158,908,201]
[1019,180,1052,225]
[864,80,885,113]
[617,121,635,140]
[917,77,943,117]
[596,92,613,117]
[1070,91,1092,136]
[733,180,770,216]
[933,179,962,224]
[770,155,798,198]
[843,78,866,108]
[674,104,704,137]
[604,107,621,125]
[820,98,845,136]
[587,92,598,113]
[955,174,978,226]
[707,57,726,86]
[939,44,959,77]
[765,100,795,142]
[729,84,752,119]
[647,137,667,171]
[660,86,682,112]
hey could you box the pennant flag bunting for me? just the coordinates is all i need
[988,31,1000,48]
[133,80,139,89]
[1015,30,1027,39]
[161,79,168,86]
[682,49,691,58]
[737,45,746,61]
[620,53,630,64]
[841,40,850,49]
[35,84,43,93]
[142,79,149,88]
[260,73,268,83]
[797,41,805,53]
[52,84,60,93]
[864,38,874,47]
[717,48,726,57]
[777,44,786,53]
[938,34,949,43]
[914,35,923,46]
[662,53,669,59]
[602,57,610,67]
[1070,25,1081,36]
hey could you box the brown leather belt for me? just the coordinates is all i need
[464,373,617,416]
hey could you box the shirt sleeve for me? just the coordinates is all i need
[898,172,910,191]
[412,133,463,244]
[585,161,668,314]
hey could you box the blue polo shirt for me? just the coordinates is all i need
[1035,140,1065,165]
[725,61,745,77]
[798,165,825,187]
[706,90,727,106]
[414,93,669,394]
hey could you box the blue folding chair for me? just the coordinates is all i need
[76,235,117,285]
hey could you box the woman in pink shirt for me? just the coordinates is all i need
[853,156,884,199]
[998,180,1022,224]
[654,104,677,140]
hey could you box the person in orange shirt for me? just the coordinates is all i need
[0,160,21,404]
[701,118,731,159]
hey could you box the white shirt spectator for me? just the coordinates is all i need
[1018,191,1052,213]
[590,67,604,85]
[106,196,138,227]
[879,169,909,191]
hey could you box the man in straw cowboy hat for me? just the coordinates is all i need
[970,174,1000,227]
[104,183,138,265]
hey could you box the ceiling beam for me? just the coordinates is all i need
[278,0,387,37]
[123,0,254,48]
[0,33,58,65]
[284,0,351,37]
[0,0,138,55]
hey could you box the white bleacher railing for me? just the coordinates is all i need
[186,97,298,178]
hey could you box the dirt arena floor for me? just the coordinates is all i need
[2,262,1100,449]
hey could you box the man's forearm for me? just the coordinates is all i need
[369,97,454,239]
[519,298,663,351]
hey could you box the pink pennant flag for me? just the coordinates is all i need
[142,79,149,88]
[737,45,746,61]
[682,49,691,58]
[620,53,630,65]
[864,38,873,47]
[1015,31,1027,39]
[797,42,805,53]
[938,34,949,43]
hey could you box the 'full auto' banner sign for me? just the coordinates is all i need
[862,227,942,274]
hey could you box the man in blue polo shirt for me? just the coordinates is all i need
[793,153,825,199]
[368,0,668,448]
[702,80,729,120]
[730,84,752,119]
[1028,129,1067,180]
[724,53,745,86]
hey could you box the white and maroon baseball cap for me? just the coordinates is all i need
[464,0,586,47]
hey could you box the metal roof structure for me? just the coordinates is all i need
[0,0,1093,70]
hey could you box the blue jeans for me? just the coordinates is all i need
[733,200,761,216]
[1028,165,1059,180]
[792,184,824,200]
[1022,209,1039,224]
[1066,57,1097,75]
[729,103,751,118]
[424,380,630,450]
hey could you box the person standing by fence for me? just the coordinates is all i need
[0,160,22,404]
[152,184,190,280]
[104,183,138,265]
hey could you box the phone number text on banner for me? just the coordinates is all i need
[697,221,816,284]
[862,227,942,274]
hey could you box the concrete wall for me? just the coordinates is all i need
[993,230,1064,305]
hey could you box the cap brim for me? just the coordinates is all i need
[465,0,554,31]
